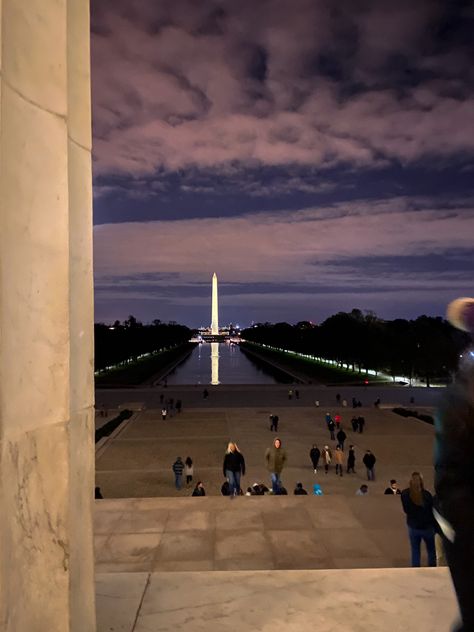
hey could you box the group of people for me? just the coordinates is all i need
[160,395,182,419]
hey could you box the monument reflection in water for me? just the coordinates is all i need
[211,342,220,385]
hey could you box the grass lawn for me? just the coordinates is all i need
[241,342,390,385]
[95,343,195,387]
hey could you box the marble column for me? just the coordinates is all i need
[0,1,96,631]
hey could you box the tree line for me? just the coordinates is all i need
[95,316,192,372]
[241,309,470,385]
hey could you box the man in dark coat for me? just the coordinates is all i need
[270,414,279,432]
[336,428,347,449]
[328,419,336,440]
[310,444,320,473]
[362,450,376,481]
[434,297,474,632]
[347,445,356,474]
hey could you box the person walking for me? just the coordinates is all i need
[172,457,184,490]
[203,388,209,399]
[334,445,344,477]
[161,407,167,421]
[223,442,246,497]
[322,445,332,474]
[351,416,359,432]
[192,481,206,496]
[176,399,182,413]
[401,472,436,567]
[363,450,376,480]
[347,445,356,473]
[335,414,341,430]
[184,457,194,485]
[328,418,336,441]
[356,484,369,495]
[358,416,365,433]
[269,414,279,432]
[336,393,341,405]
[336,427,347,450]
[295,389,300,400]
[265,438,287,494]
[288,389,293,400]
[310,444,320,473]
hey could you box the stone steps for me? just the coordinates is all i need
[96,567,459,632]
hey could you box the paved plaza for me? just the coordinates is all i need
[96,397,436,499]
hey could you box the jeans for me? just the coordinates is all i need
[408,527,436,567]
[366,467,375,481]
[271,472,282,494]
[175,474,182,490]
[226,469,241,495]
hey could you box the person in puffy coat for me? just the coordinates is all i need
[265,438,287,494]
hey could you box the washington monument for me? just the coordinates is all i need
[211,272,219,335]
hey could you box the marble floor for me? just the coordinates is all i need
[94,496,442,572]
[95,567,460,632]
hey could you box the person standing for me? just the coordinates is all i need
[288,389,293,400]
[351,416,359,432]
[322,445,332,474]
[336,427,347,450]
[172,457,184,490]
[384,479,401,495]
[176,399,182,413]
[223,442,246,497]
[335,414,341,430]
[161,407,167,421]
[184,457,194,485]
[358,416,365,433]
[328,418,336,441]
[401,472,436,567]
[310,444,320,473]
[270,414,279,432]
[363,450,376,480]
[295,389,300,400]
[334,446,344,477]
[265,438,287,494]
[347,445,356,474]
[336,393,341,405]
[434,297,474,632]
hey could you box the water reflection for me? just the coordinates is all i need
[211,342,219,385]
[165,342,292,385]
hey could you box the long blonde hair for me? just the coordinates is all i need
[408,472,424,506]
[226,442,240,454]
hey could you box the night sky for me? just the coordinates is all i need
[91,0,474,327]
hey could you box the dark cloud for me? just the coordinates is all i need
[91,1,474,323]
[92,0,474,178]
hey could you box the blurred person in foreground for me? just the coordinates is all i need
[435,297,474,632]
